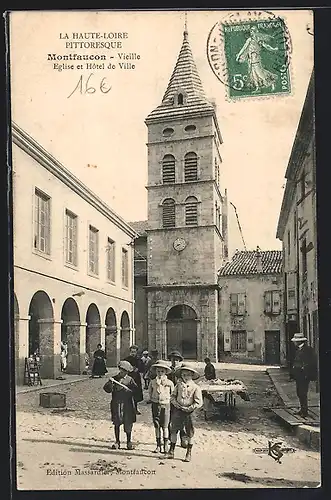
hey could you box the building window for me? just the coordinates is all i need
[184,152,198,182]
[230,293,246,315]
[177,93,184,105]
[185,196,198,226]
[107,238,115,282]
[294,210,297,241]
[65,209,78,266]
[88,225,99,275]
[264,290,281,315]
[287,230,291,256]
[162,154,175,184]
[162,198,176,228]
[122,248,129,288]
[34,189,51,254]
[231,330,247,352]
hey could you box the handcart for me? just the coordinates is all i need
[198,379,250,421]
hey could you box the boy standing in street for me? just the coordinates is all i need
[167,350,188,448]
[147,360,174,453]
[103,360,138,450]
[167,364,203,462]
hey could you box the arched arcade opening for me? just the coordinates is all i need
[105,308,117,367]
[120,311,130,359]
[86,303,101,364]
[61,297,81,374]
[28,290,55,378]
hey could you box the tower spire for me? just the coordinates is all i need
[184,11,188,39]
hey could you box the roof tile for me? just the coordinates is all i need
[219,250,283,276]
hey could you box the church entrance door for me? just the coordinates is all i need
[166,305,197,359]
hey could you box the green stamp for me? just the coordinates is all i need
[207,14,292,99]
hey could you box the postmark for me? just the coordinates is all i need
[207,10,292,100]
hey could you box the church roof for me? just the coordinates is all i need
[145,29,216,123]
[219,250,283,277]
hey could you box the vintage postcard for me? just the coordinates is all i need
[8,9,320,491]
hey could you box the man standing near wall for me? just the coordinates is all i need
[291,332,318,418]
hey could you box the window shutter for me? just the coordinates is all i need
[272,291,281,315]
[162,199,176,228]
[247,331,255,352]
[238,294,246,315]
[224,330,231,351]
[264,291,272,314]
[230,294,238,315]
[184,152,198,182]
[162,155,175,184]
[185,196,198,226]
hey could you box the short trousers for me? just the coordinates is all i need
[151,402,170,428]
[170,407,195,438]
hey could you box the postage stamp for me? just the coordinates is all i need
[207,11,292,100]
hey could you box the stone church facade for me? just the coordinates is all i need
[131,27,229,361]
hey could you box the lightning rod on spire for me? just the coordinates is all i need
[184,11,188,38]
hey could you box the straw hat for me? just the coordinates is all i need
[151,360,172,374]
[291,332,308,343]
[118,360,133,372]
[167,350,183,361]
[175,363,200,380]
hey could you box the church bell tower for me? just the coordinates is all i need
[144,24,228,361]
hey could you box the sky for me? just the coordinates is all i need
[9,10,314,257]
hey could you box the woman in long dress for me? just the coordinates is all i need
[91,344,108,378]
[235,26,279,92]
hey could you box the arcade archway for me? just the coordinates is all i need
[166,304,198,359]
[28,291,54,378]
[61,298,80,374]
[105,308,117,367]
[120,311,130,358]
[86,304,101,364]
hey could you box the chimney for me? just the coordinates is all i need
[256,246,263,273]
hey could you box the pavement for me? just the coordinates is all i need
[266,367,320,451]
[15,363,321,490]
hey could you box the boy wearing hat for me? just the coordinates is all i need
[291,333,318,418]
[147,361,174,453]
[104,360,138,450]
[167,364,203,462]
[167,350,188,448]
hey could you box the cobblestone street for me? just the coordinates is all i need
[15,365,320,490]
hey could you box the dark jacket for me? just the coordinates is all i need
[292,344,317,382]
[204,362,216,380]
[124,355,144,402]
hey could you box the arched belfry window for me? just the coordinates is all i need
[162,155,175,184]
[184,152,198,182]
[162,198,176,228]
[178,93,184,105]
[185,196,198,226]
